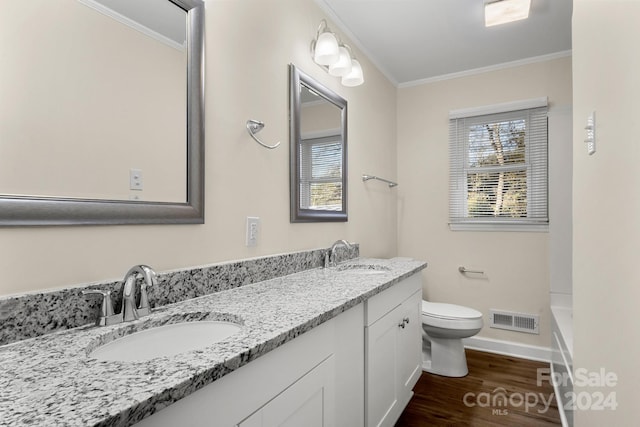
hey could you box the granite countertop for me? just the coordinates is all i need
[0,257,426,427]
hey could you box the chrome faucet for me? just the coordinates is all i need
[83,264,158,326]
[325,239,353,268]
[121,264,157,322]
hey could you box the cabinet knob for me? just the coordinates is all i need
[403,317,410,325]
[398,321,405,329]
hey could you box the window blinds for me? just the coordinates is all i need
[449,104,548,229]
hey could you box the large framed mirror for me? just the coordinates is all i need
[0,0,204,226]
[289,64,347,222]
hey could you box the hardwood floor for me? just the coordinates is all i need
[395,349,562,427]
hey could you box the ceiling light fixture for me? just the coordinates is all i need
[311,20,364,87]
[485,0,531,27]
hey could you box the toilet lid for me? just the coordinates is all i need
[422,301,482,320]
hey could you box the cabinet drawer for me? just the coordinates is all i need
[366,274,421,326]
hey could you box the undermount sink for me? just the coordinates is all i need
[335,264,391,275]
[89,317,242,362]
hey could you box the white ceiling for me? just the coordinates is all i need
[315,0,573,86]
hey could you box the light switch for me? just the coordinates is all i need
[585,112,596,155]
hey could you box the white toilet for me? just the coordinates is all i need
[421,300,483,377]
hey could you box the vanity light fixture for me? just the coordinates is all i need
[484,0,531,27]
[341,58,364,87]
[312,20,340,65]
[311,20,364,87]
[328,44,352,77]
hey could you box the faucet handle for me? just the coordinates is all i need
[136,265,157,317]
[82,289,121,326]
[82,289,114,317]
[137,290,150,317]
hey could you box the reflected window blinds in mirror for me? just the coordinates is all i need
[289,64,348,222]
[0,0,205,225]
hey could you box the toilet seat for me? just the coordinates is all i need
[421,301,483,330]
[422,301,482,319]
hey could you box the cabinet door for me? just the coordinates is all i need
[366,303,402,427]
[396,290,422,406]
[366,287,423,427]
[239,355,335,427]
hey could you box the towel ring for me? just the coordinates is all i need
[246,119,280,149]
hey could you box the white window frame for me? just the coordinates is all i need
[449,98,549,232]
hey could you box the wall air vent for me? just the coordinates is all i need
[489,309,539,334]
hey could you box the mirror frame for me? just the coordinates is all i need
[289,64,348,222]
[0,0,205,226]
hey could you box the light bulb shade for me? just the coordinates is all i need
[341,59,364,87]
[313,31,340,65]
[328,46,353,77]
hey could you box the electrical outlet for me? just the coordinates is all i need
[246,217,260,247]
[130,169,143,190]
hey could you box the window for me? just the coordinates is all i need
[299,134,343,211]
[449,99,548,231]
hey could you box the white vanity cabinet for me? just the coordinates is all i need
[134,273,423,427]
[238,355,334,427]
[364,274,422,427]
[134,303,364,427]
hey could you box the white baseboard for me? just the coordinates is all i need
[463,336,551,363]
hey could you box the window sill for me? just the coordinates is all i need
[449,222,549,232]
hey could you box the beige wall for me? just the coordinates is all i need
[572,1,640,424]
[0,0,398,296]
[397,57,572,348]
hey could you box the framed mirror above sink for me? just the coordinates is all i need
[0,0,205,226]
[289,64,348,222]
